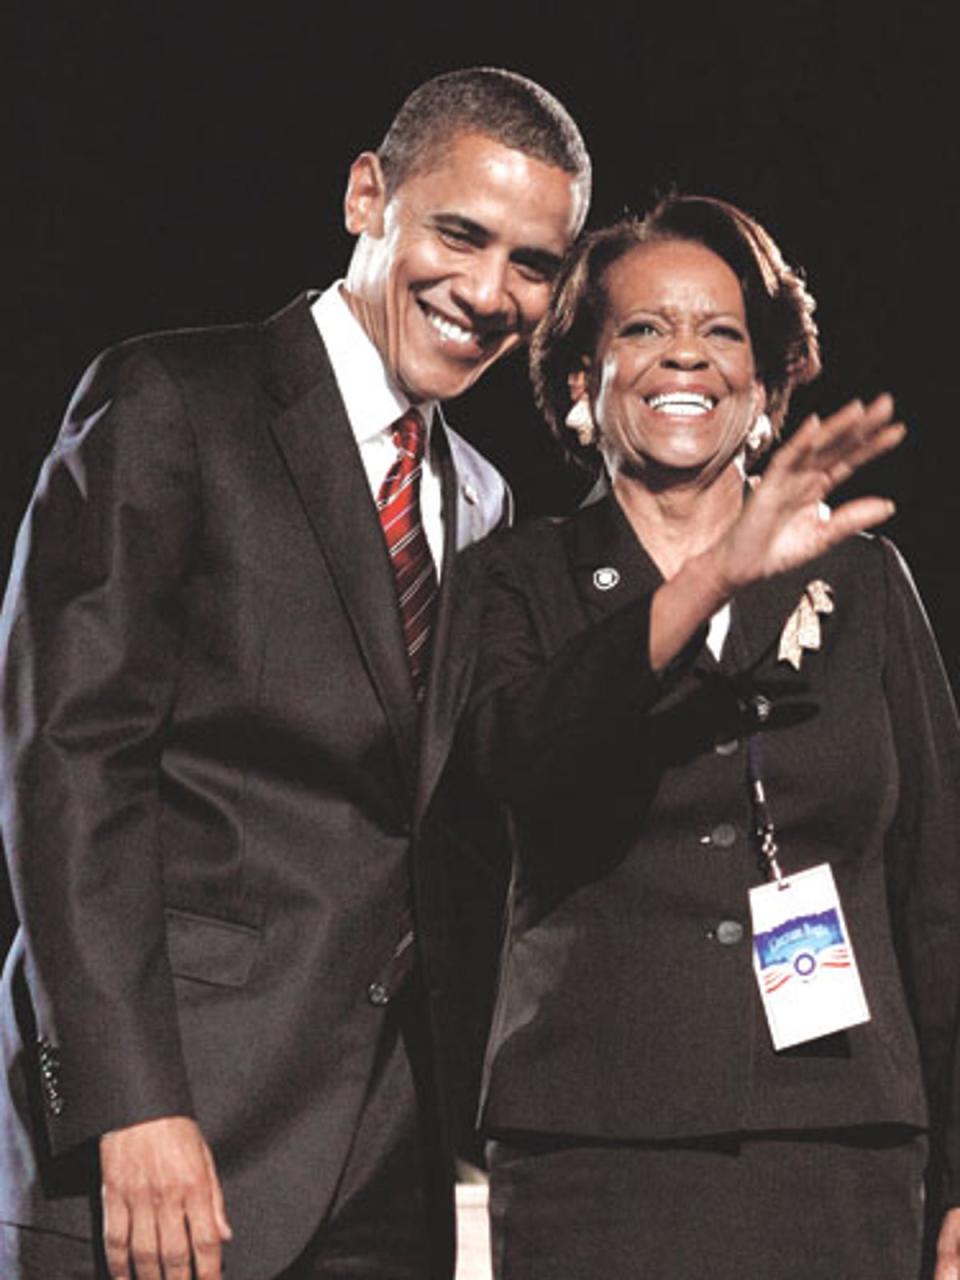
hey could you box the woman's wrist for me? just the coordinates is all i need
[649,550,737,672]
[676,544,740,612]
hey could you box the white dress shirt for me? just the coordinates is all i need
[707,603,731,660]
[311,283,445,576]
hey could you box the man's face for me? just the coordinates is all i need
[343,131,584,403]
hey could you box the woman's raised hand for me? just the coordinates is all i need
[716,394,905,592]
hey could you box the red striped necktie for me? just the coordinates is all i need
[376,408,439,699]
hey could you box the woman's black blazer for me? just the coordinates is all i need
[465,493,960,1200]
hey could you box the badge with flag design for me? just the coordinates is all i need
[750,863,870,1050]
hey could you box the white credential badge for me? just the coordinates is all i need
[749,863,870,1050]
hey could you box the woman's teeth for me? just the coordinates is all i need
[647,392,716,416]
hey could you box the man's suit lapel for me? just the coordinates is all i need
[416,420,477,816]
[262,296,420,788]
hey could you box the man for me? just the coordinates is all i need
[0,68,590,1279]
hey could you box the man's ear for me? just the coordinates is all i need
[344,152,388,237]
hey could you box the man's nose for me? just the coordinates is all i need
[454,252,511,318]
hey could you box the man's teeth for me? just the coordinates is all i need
[647,392,716,416]
[426,309,474,345]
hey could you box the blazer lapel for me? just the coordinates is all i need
[569,493,665,623]
[262,296,420,788]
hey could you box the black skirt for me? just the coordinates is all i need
[488,1126,928,1279]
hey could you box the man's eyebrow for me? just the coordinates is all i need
[511,246,563,278]
[431,213,489,241]
[431,213,563,277]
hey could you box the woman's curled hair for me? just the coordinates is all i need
[531,194,821,467]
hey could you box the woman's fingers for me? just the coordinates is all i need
[769,394,903,495]
[819,496,897,545]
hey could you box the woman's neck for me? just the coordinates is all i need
[612,462,746,580]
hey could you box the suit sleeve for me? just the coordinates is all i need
[466,533,695,804]
[0,343,200,1154]
[879,537,960,1205]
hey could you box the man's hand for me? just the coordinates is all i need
[935,1207,960,1280]
[100,1115,232,1280]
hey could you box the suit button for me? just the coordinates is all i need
[715,920,744,946]
[752,695,772,723]
[714,736,739,756]
[367,981,390,1007]
[707,823,737,848]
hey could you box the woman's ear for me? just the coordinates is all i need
[744,382,773,459]
[344,152,388,238]
[753,380,768,417]
[565,365,597,447]
[567,366,590,405]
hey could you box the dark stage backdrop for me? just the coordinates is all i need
[3,2,957,938]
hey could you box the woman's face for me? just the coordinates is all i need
[589,239,764,485]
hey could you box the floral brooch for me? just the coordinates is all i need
[778,580,834,671]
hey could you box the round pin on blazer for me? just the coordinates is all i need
[593,566,620,590]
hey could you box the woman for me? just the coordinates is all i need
[465,196,960,1277]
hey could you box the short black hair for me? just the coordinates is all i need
[376,67,591,226]
[532,194,821,466]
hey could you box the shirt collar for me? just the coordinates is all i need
[310,282,436,446]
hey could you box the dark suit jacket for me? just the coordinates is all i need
[0,294,509,1277]
[464,493,960,1202]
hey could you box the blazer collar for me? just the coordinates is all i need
[567,492,818,681]
[569,493,664,621]
[263,295,421,792]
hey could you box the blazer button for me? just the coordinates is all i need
[705,823,737,848]
[715,920,744,946]
[367,981,390,1007]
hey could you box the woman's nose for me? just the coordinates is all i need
[661,331,709,369]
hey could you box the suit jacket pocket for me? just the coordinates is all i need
[165,908,261,987]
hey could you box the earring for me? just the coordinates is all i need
[746,412,773,456]
[565,398,596,447]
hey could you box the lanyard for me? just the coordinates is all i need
[745,700,789,888]
[724,604,789,888]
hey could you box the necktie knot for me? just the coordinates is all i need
[392,408,426,461]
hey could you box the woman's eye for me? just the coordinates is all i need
[709,325,745,342]
[623,321,659,339]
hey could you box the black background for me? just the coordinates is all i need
[1,0,957,1150]
[4,2,957,671]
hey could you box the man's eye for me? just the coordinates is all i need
[513,261,551,285]
[438,227,473,247]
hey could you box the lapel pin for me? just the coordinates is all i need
[593,566,620,591]
[461,481,479,506]
[778,579,834,670]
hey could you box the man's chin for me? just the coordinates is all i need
[399,355,497,404]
